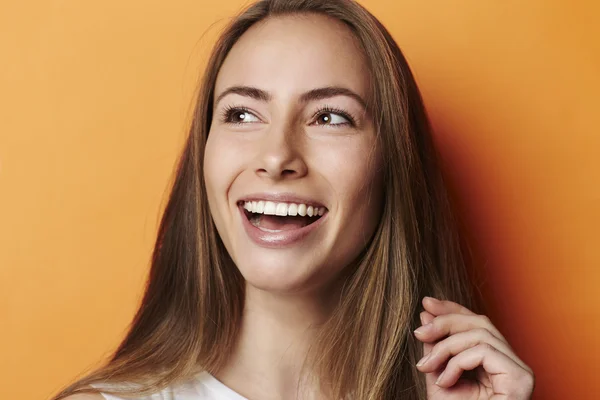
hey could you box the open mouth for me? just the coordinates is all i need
[239,200,326,232]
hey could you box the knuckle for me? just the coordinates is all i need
[523,370,535,385]
[472,327,492,339]
[514,372,536,395]
[528,366,535,376]
[476,314,492,326]
[477,342,496,353]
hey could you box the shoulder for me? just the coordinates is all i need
[59,373,208,400]
[60,394,105,400]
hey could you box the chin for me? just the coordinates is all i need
[233,249,337,294]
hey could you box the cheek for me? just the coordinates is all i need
[325,142,384,238]
[204,133,237,221]
[203,134,222,206]
[322,142,382,207]
[204,131,244,197]
[204,130,257,232]
[204,132,243,257]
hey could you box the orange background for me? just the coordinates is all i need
[1,1,598,399]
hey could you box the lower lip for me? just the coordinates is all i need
[238,205,327,248]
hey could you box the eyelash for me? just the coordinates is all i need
[219,104,357,127]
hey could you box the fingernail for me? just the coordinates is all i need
[435,371,445,385]
[416,353,431,367]
[413,323,431,335]
[424,296,439,303]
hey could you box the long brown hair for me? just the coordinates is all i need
[53,1,474,399]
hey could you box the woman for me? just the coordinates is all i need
[55,0,534,399]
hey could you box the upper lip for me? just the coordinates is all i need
[237,192,328,209]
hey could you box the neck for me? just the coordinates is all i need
[216,284,336,400]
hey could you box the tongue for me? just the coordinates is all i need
[257,215,312,231]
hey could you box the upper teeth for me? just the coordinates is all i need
[243,201,325,217]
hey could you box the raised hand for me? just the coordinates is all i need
[414,297,534,399]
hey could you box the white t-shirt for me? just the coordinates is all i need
[94,372,248,400]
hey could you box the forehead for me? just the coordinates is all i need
[214,14,370,100]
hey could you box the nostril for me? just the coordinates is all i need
[256,168,298,178]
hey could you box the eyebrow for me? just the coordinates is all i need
[214,85,367,110]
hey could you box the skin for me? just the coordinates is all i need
[204,13,383,399]
[63,12,534,400]
[415,297,535,399]
[204,15,383,296]
[203,13,534,400]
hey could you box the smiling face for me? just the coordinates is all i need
[204,13,384,294]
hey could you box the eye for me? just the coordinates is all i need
[312,107,355,127]
[222,106,261,124]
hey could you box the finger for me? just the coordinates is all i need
[414,313,508,344]
[417,311,443,389]
[420,310,435,325]
[416,328,531,373]
[418,311,435,357]
[422,296,476,317]
[435,343,535,398]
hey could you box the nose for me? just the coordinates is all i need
[254,125,308,181]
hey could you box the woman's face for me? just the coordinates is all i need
[204,14,384,294]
